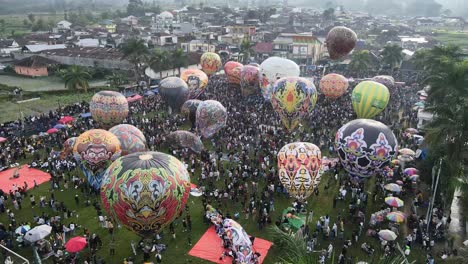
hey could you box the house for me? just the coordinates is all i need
[272,33,324,64]
[101,20,117,33]
[151,11,175,33]
[57,20,72,30]
[121,16,139,26]
[22,44,67,53]
[75,38,102,48]
[400,37,428,50]
[253,42,273,60]
[180,40,216,53]
[14,55,57,77]
[0,39,21,56]
[172,22,195,35]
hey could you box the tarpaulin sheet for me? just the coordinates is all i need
[188,226,272,264]
[0,166,51,192]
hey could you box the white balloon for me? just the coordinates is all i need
[259,57,300,100]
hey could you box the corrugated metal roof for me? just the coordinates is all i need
[25,44,66,53]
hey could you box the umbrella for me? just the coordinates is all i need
[58,116,74,124]
[15,225,31,235]
[0,137,6,143]
[46,128,59,134]
[385,197,404,208]
[378,229,397,241]
[190,188,203,197]
[30,135,38,139]
[399,148,415,156]
[65,236,87,253]
[384,183,401,193]
[405,128,418,134]
[54,124,66,129]
[414,101,425,107]
[409,175,420,181]
[404,168,418,176]
[391,159,400,165]
[24,225,52,242]
[396,180,404,185]
[398,155,413,162]
[386,212,406,223]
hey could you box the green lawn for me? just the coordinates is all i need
[433,31,468,50]
[0,75,106,92]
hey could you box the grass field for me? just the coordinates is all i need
[0,13,64,38]
[0,75,106,92]
[433,31,468,50]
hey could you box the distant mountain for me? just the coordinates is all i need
[0,0,127,15]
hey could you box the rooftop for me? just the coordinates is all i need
[40,47,124,60]
[14,55,57,68]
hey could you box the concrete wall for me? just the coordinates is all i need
[13,53,132,70]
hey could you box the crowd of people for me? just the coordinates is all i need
[0,66,455,263]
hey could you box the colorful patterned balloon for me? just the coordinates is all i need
[224,61,243,85]
[222,218,254,263]
[60,137,76,159]
[372,75,395,88]
[240,65,260,97]
[159,77,189,111]
[180,69,208,99]
[271,77,318,131]
[196,100,227,138]
[334,119,398,178]
[90,91,129,129]
[109,124,147,156]
[73,129,121,190]
[200,52,222,75]
[181,99,202,117]
[277,142,322,202]
[352,81,390,119]
[319,73,349,99]
[259,57,300,100]
[100,151,190,237]
[167,130,204,153]
[326,26,357,60]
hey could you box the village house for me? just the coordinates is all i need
[272,32,325,65]
[0,39,21,56]
[13,55,57,77]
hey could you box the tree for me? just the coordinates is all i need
[60,66,92,93]
[120,38,149,81]
[28,13,35,24]
[412,45,463,74]
[380,44,403,70]
[106,72,129,88]
[0,19,5,37]
[147,49,171,79]
[240,38,255,64]
[32,18,47,32]
[348,50,370,77]
[171,49,187,76]
[127,0,145,16]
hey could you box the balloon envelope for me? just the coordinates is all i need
[240,65,260,97]
[196,100,227,138]
[200,52,222,75]
[100,151,190,237]
[352,81,390,119]
[167,130,204,153]
[60,137,76,159]
[277,142,322,201]
[90,91,129,129]
[109,124,147,156]
[326,26,357,60]
[335,119,398,178]
[224,61,243,85]
[271,77,318,131]
[372,75,395,88]
[73,129,121,189]
[180,69,208,99]
[319,73,349,99]
[181,99,202,117]
[259,57,300,100]
[159,77,189,111]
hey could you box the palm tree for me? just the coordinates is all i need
[120,38,149,81]
[348,50,370,77]
[60,66,92,93]
[171,48,188,76]
[240,38,255,64]
[380,44,403,70]
[412,45,464,75]
[147,49,171,80]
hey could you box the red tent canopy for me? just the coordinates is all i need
[58,116,75,124]
[46,128,58,134]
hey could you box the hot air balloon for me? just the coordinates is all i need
[222,218,254,263]
[60,137,77,159]
[372,75,395,88]
[224,61,243,86]
[196,100,227,138]
[181,99,202,130]
[100,151,190,237]
[277,142,322,201]
[90,91,129,129]
[259,57,300,100]
[159,77,189,112]
[351,81,390,119]
[73,129,121,190]
[326,26,357,60]
[109,124,147,156]
[240,65,260,97]
[200,52,222,75]
[334,119,398,178]
[180,69,208,99]
[270,77,318,131]
[319,73,349,99]
[167,130,204,153]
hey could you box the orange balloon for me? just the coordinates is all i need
[224,61,243,85]
[319,73,349,99]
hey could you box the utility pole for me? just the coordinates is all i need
[426,158,442,235]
